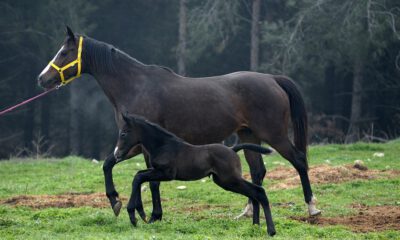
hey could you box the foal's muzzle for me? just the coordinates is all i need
[113,147,125,162]
[114,152,122,162]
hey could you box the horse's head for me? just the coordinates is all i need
[114,113,142,161]
[38,26,83,89]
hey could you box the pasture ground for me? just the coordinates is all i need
[0,140,399,239]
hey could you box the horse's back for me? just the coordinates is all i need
[124,70,291,144]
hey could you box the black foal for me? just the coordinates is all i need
[114,114,276,236]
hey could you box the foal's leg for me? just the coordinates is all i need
[143,153,163,223]
[212,175,276,236]
[127,169,171,226]
[132,169,148,222]
[103,153,124,216]
[235,130,265,219]
[270,137,321,216]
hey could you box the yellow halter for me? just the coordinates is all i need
[50,36,83,86]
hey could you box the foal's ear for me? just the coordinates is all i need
[122,112,131,126]
[65,25,76,43]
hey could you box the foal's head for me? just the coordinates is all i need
[114,114,143,161]
[38,26,83,89]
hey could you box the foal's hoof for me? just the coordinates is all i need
[129,215,138,227]
[112,200,122,217]
[138,210,147,223]
[148,214,162,223]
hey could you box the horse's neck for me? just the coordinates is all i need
[82,39,147,109]
[92,73,132,108]
[90,61,146,110]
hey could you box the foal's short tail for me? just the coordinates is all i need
[274,75,309,169]
[232,143,273,154]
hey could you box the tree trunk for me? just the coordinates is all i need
[23,61,37,156]
[40,96,51,153]
[345,59,363,143]
[250,0,261,71]
[23,101,35,155]
[90,114,100,160]
[177,0,187,76]
[69,83,81,155]
[324,61,336,115]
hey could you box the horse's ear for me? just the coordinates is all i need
[65,25,76,43]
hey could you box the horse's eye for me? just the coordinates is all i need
[120,132,127,138]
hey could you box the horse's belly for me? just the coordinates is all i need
[164,110,239,144]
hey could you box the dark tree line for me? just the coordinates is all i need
[0,0,399,159]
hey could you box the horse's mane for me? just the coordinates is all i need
[83,36,176,74]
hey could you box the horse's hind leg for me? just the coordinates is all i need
[212,175,276,236]
[103,153,123,216]
[269,137,321,216]
[235,129,265,219]
[143,153,163,223]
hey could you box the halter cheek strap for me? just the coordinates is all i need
[50,36,83,86]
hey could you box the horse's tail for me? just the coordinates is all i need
[232,143,273,154]
[274,75,308,169]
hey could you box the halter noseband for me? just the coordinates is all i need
[50,36,83,86]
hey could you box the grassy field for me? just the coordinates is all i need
[0,140,399,239]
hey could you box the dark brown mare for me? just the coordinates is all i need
[115,114,276,236]
[37,27,321,222]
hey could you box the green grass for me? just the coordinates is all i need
[0,140,399,239]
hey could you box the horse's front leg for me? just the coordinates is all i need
[103,153,123,216]
[143,152,163,223]
[104,145,142,216]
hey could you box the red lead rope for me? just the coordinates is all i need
[0,87,57,116]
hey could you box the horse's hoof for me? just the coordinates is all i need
[112,201,122,217]
[309,208,322,216]
[234,203,253,220]
[268,229,276,237]
[148,214,162,223]
[307,196,322,216]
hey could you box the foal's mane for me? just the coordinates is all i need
[82,36,176,74]
[132,116,182,142]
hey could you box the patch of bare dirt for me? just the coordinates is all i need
[243,164,400,190]
[0,193,171,209]
[181,204,230,213]
[292,204,400,232]
[0,192,127,209]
